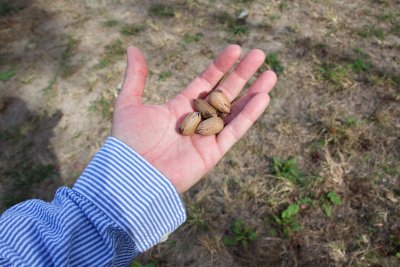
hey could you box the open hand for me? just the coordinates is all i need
[112,45,277,193]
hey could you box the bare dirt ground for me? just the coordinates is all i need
[0,0,399,266]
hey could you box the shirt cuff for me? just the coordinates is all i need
[73,137,186,252]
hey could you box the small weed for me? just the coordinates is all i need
[265,54,284,76]
[273,203,302,237]
[183,32,203,44]
[269,15,280,22]
[231,24,249,35]
[321,191,342,217]
[120,24,144,36]
[350,59,370,73]
[318,63,349,87]
[267,227,278,237]
[379,162,400,177]
[342,116,363,127]
[389,234,400,257]
[223,219,257,250]
[60,36,80,77]
[148,4,175,17]
[40,35,80,97]
[358,25,386,40]
[216,12,249,36]
[89,92,115,120]
[327,191,342,205]
[158,70,172,81]
[271,157,306,186]
[186,203,209,230]
[377,12,396,22]
[42,75,58,99]
[0,69,16,81]
[103,19,119,27]
[279,2,289,11]
[272,197,313,238]
[72,131,82,140]
[96,39,125,69]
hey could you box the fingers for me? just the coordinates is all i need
[179,45,241,100]
[118,46,148,105]
[217,93,270,154]
[217,49,266,101]
[224,70,277,124]
[216,70,277,154]
[240,70,277,95]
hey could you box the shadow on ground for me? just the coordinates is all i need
[0,97,63,212]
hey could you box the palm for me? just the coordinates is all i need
[112,46,277,193]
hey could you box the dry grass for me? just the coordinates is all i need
[0,0,399,266]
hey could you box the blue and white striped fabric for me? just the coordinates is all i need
[0,137,186,266]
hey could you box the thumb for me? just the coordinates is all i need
[118,46,148,105]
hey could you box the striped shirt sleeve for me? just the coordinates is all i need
[0,137,186,267]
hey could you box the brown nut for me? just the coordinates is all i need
[195,117,224,136]
[179,112,201,136]
[193,99,218,119]
[208,89,231,114]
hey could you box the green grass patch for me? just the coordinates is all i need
[89,92,115,120]
[103,19,119,27]
[279,2,289,11]
[60,36,80,77]
[42,75,58,99]
[158,70,172,81]
[392,75,400,86]
[216,12,250,36]
[223,219,257,250]
[377,12,397,22]
[0,69,16,81]
[148,4,175,17]
[41,35,80,97]
[96,39,125,69]
[353,47,369,58]
[350,59,370,73]
[318,63,349,86]
[183,32,203,44]
[389,234,400,257]
[120,24,144,36]
[379,162,400,177]
[342,116,363,127]
[358,25,386,40]
[265,54,284,76]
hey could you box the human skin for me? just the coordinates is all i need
[112,45,277,193]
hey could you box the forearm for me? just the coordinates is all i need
[0,137,186,266]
